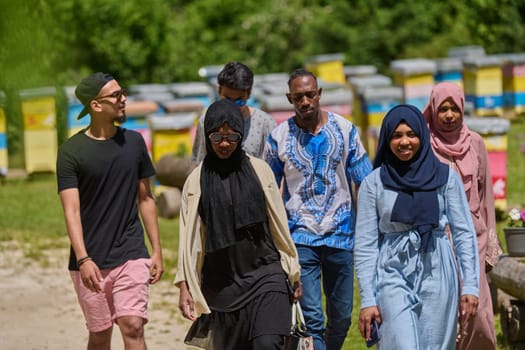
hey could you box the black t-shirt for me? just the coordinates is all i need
[56,127,155,270]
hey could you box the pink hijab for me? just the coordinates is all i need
[423,82,479,212]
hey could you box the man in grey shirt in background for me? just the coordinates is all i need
[192,61,276,162]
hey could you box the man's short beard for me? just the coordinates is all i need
[116,112,127,124]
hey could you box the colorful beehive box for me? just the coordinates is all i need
[462,56,503,117]
[344,65,377,82]
[447,45,486,60]
[464,117,510,210]
[305,53,346,84]
[129,84,174,111]
[319,83,353,121]
[501,53,525,116]
[348,74,392,130]
[390,58,437,111]
[170,82,215,108]
[361,86,404,158]
[0,90,7,176]
[258,94,294,125]
[19,87,57,174]
[123,99,161,155]
[64,86,89,137]
[148,113,198,163]
[434,57,463,88]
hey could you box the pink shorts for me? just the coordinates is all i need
[70,258,151,333]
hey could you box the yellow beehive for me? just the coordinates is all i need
[305,53,346,84]
[23,129,58,174]
[393,72,435,87]
[463,65,502,96]
[19,87,57,174]
[148,113,197,163]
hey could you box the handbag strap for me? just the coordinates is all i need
[291,302,298,326]
[295,301,306,326]
[291,301,307,331]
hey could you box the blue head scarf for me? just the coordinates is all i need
[374,104,449,252]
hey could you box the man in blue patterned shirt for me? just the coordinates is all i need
[263,68,372,350]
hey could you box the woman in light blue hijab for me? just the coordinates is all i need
[354,104,479,349]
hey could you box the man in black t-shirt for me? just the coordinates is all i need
[56,72,163,350]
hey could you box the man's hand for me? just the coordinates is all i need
[149,253,164,284]
[80,260,103,293]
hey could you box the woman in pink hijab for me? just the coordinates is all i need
[423,82,501,350]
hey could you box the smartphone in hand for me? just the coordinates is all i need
[366,319,380,348]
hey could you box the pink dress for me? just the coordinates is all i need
[423,82,501,350]
[433,133,499,350]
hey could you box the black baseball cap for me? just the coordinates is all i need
[75,72,114,119]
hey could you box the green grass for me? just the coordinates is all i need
[0,173,180,274]
[506,117,525,209]
[0,117,523,349]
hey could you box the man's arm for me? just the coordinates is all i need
[59,188,103,292]
[262,134,284,185]
[137,177,164,284]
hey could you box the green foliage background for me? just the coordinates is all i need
[1,0,524,88]
[1,0,524,157]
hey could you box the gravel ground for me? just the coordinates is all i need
[0,244,195,349]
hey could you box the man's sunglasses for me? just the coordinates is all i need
[94,88,128,101]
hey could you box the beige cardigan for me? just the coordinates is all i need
[174,156,301,317]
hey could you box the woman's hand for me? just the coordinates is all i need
[178,281,197,321]
[292,280,302,302]
[459,294,478,331]
[458,294,478,340]
[358,306,381,341]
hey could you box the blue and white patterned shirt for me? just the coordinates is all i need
[263,112,372,250]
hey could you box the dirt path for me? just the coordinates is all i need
[0,244,195,349]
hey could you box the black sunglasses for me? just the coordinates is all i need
[94,88,128,101]
[209,132,242,144]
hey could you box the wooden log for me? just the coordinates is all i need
[157,187,182,219]
[500,298,525,346]
[155,155,196,189]
[489,256,525,302]
[497,288,517,311]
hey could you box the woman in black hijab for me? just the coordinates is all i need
[175,99,302,350]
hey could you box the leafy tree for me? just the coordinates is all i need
[1,0,525,158]
[50,0,177,84]
[463,0,525,54]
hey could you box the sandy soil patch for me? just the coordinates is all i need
[0,244,195,349]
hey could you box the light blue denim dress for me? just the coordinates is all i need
[355,168,479,350]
